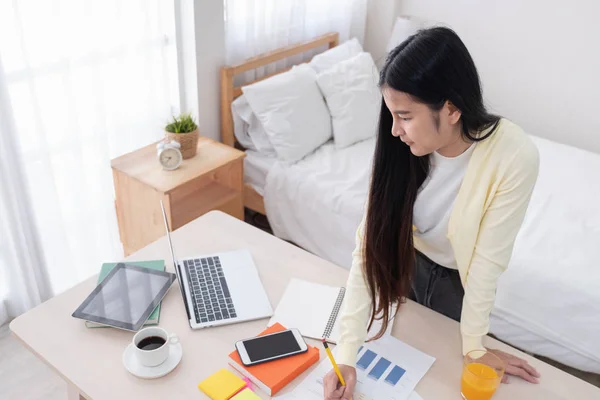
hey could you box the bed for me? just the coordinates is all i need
[220,32,341,215]
[220,34,600,374]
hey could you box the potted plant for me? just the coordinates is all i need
[164,113,199,159]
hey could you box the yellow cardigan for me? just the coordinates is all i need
[336,118,540,366]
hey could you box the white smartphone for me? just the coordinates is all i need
[235,328,308,366]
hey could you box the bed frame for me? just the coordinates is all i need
[220,32,340,215]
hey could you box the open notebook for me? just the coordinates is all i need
[268,278,396,343]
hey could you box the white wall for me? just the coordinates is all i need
[174,0,199,116]
[193,0,225,142]
[364,0,400,65]
[390,0,600,153]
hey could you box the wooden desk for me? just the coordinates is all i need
[10,212,600,399]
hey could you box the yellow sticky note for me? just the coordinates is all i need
[198,368,246,400]
[231,388,261,400]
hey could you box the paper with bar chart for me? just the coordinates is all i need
[279,335,435,400]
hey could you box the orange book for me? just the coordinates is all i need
[228,323,320,396]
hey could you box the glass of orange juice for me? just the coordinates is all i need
[461,350,505,400]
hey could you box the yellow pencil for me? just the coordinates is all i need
[321,338,346,386]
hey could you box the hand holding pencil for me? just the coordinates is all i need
[322,339,357,400]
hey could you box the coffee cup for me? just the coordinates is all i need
[132,327,179,367]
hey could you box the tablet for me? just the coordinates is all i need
[72,263,176,331]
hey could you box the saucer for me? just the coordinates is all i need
[122,342,183,379]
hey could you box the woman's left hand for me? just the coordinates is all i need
[486,348,541,384]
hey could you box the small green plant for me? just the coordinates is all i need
[165,113,198,134]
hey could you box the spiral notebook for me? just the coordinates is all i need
[268,279,394,343]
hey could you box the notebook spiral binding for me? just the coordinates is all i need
[322,287,346,339]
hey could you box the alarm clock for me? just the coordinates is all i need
[156,141,183,171]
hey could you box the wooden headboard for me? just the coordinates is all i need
[219,32,340,147]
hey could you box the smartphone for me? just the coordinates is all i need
[235,328,308,366]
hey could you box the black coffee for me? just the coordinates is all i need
[137,336,166,351]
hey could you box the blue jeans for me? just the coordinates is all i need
[409,251,465,322]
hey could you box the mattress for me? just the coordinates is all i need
[262,134,600,373]
[265,138,373,269]
[243,150,277,196]
[490,135,600,373]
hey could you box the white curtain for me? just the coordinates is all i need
[225,0,368,77]
[0,0,180,323]
[0,56,53,324]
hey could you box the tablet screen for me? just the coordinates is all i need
[72,263,176,331]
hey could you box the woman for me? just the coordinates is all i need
[324,27,541,400]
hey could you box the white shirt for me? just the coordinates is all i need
[413,143,476,269]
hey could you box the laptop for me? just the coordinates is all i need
[160,201,273,329]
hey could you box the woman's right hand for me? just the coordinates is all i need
[323,364,357,400]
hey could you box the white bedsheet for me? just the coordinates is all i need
[243,150,277,196]
[491,136,600,373]
[263,134,600,373]
[265,138,372,268]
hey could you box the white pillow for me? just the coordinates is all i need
[242,64,332,163]
[231,95,257,151]
[231,95,275,154]
[316,52,381,149]
[309,37,363,74]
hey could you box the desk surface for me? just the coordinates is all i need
[10,211,600,400]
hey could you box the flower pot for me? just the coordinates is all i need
[165,128,199,159]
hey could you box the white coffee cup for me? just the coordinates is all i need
[132,327,179,367]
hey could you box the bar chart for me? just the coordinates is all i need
[356,346,408,387]
[279,335,435,400]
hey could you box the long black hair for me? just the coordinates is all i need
[364,27,500,338]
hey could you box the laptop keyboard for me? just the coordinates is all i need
[184,256,237,324]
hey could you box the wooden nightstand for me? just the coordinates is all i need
[111,137,245,256]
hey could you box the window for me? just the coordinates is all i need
[0,0,180,293]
